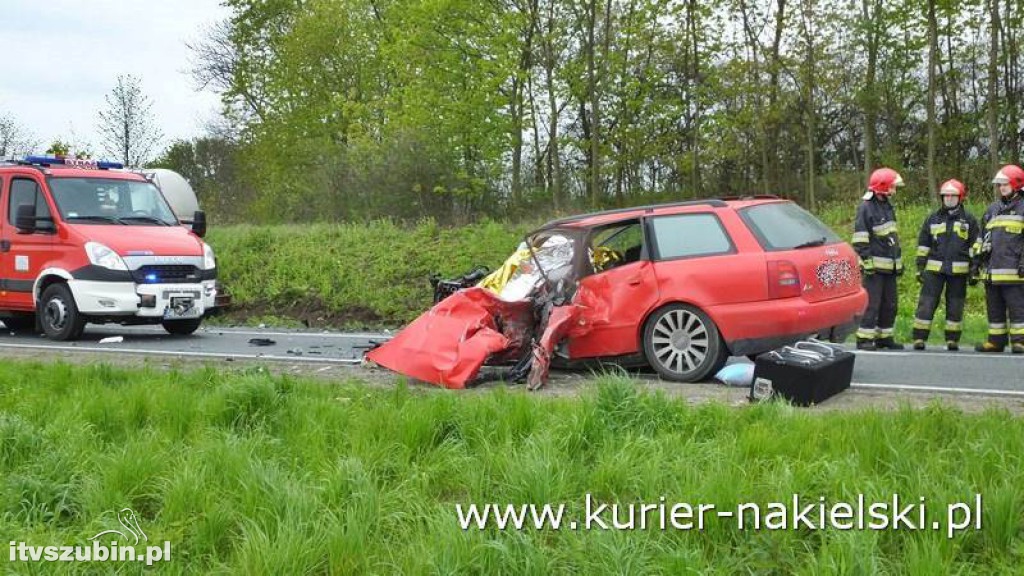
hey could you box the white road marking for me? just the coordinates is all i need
[852,350,1024,361]
[92,326,393,340]
[204,329,392,339]
[0,342,364,364]
[852,382,1024,397]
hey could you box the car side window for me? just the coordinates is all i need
[588,220,644,272]
[650,213,733,260]
[8,178,54,231]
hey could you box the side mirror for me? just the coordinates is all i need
[191,210,207,238]
[15,204,36,234]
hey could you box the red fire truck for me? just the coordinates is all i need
[0,155,219,340]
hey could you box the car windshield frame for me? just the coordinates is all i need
[737,201,842,252]
[46,176,180,226]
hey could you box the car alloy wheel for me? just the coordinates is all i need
[643,303,726,382]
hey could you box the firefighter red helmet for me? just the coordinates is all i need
[992,164,1024,190]
[867,168,904,195]
[938,179,966,201]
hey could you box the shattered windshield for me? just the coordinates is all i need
[48,177,179,226]
[499,232,577,301]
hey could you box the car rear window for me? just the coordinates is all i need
[738,202,841,251]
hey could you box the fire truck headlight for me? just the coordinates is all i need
[202,243,216,270]
[85,242,128,271]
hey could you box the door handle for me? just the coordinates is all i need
[627,276,642,286]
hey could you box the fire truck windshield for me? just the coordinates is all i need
[48,178,179,226]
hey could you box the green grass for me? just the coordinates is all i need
[206,198,998,343]
[1,359,1022,574]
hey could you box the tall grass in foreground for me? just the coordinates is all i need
[1,359,1021,574]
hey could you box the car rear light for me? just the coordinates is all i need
[768,260,801,298]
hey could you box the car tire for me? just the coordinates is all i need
[162,318,202,336]
[642,303,727,382]
[1,313,37,333]
[39,284,86,341]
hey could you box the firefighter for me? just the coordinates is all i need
[911,179,978,351]
[972,164,1024,353]
[853,167,905,350]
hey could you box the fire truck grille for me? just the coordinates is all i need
[133,265,201,284]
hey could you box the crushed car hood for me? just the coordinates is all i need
[365,287,535,388]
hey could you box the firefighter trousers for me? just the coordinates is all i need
[857,272,898,342]
[912,272,967,342]
[983,283,1024,347]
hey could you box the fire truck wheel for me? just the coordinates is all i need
[39,284,86,341]
[162,318,203,335]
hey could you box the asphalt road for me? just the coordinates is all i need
[0,323,1019,396]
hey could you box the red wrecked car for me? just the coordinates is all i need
[367,196,868,389]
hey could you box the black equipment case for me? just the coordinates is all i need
[749,339,855,406]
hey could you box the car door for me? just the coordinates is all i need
[567,219,660,359]
[1,174,57,310]
[643,210,769,340]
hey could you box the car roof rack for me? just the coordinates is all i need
[541,198,728,228]
[714,194,783,201]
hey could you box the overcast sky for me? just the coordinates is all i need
[0,0,232,159]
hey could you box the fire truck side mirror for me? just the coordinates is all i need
[191,210,207,238]
[15,203,36,234]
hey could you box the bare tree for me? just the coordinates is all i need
[0,113,36,157]
[187,20,267,124]
[97,74,164,167]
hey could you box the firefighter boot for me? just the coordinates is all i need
[975,341,1005,353]
[946,341,959,351]
[1013,344,1024,354]
[912,340,926,351]
[875,338,905,350]
[856,338,876,351]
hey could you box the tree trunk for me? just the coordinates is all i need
[926,0,937,194]
[585,0,601,208]
[1003,0,1019,158]
[802,0,816,211]
[988,0,1000,172]
[511,79,523,205]
[542,0,562,211]
[767,0,787,195]
[690,0,701,197]
[738,0,766,195]
[862,0,879,179]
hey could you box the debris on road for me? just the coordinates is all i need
[98,336,124,344]
[248,338,276,346]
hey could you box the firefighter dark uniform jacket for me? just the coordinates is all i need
[915,206,978,276]
[972,194,1024,284]
[853,196,902,274]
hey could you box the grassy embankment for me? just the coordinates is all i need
[1,359,1022,573]
[208,198,996,344]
